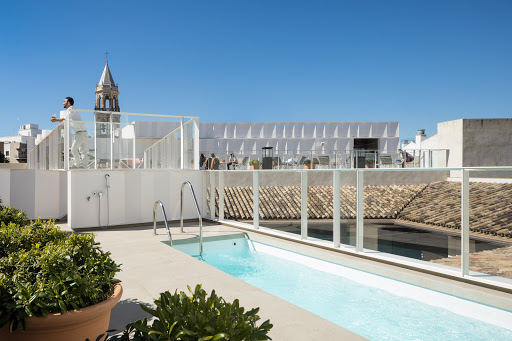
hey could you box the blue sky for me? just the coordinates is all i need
[1,0,510,140]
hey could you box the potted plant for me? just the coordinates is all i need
[365,159,375,168]
[304,158,318,169]
[0,215,122,341]
[115,284,272,340]
[249,159,260,170]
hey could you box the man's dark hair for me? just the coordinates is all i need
[65,97,74,105]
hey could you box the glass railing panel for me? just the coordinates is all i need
[172,128,181,169]
[51,125,64,170]
[307,170,333,243]
[183,119,195,169]
[429,169,512,280]
[205,170,213,218]
[339,170,357,247]
[138,116,183,170]
[90,118,112,169]
[220,170,253,223]
[111,122,135,169]
[258,170,302,237]
[44,138,50,170]
[210,171,219,219]
[363,169,461,271]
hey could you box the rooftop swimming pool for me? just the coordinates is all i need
[172,236,512,341]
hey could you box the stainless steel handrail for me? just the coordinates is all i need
[153,200,172,245]
[181,181,203,257]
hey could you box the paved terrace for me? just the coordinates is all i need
[60,220,512,340]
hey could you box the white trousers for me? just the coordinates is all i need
[71,131,88,168]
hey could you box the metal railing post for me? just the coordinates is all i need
[253,170,259,229]
[209,171,216,220]
[132,123,136,169]
[461,169,470,276]
[333,170,340,248]
[180,117,184,170]
[94,113,97,169]
[219,171,224,221]
[64,116,69,170]
[356,169,364,252]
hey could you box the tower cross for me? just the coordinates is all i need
[105,50,109,62]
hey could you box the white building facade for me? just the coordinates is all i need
[199,121,400,153]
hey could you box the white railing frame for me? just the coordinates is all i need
[209,167,512,286]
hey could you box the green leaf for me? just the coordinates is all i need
[212,333,227,340]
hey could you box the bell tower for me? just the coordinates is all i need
[95,53,120,136]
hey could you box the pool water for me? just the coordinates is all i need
[172,237,512,341]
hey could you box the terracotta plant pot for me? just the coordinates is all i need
[304,164,315,170]
[251,164,259,170]
[1,284,122,341]
[365,164,374,168]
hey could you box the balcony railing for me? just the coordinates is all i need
[200,149,449,170]
[205,167,512,285]
[28,110,199,170]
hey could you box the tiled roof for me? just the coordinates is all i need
[431,245,512,279]
[397,181,512,238]
[209,184,427,220]
[209,180,512,239]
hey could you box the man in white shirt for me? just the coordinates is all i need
[51,97,88,168]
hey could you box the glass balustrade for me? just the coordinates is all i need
[208,167,512,283]
[28,110,199,171]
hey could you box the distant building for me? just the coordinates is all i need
[0,124,48,163]
[404,118,512,167]
[199,121,400,155]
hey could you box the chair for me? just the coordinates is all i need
[272,156,281,169]
[297,156,306,169]
[379,155,394,168]
[237,156,249,170]
[318,155,330,169]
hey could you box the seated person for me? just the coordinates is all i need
[227,153,238,170]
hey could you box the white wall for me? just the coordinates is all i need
[0,169,11,205]
[463,119,512,167]
[437,119,463,168]
[68,169,205,229]
[0,169,67,220]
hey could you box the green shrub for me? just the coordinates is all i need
[117,284,272,341]
[0,205,26,227]
[249,159,260,166]
[0,220,121,332]
[0,219,67,258]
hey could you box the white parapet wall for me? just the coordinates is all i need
[68,169,205,229]
[0,169,67,220]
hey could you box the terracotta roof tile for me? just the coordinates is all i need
[208,184,427,220]
[398,181,512,238]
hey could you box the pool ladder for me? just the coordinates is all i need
[153,181,203,258]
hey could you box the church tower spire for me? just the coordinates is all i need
[95,53,120,137]
[95,58,120,112]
